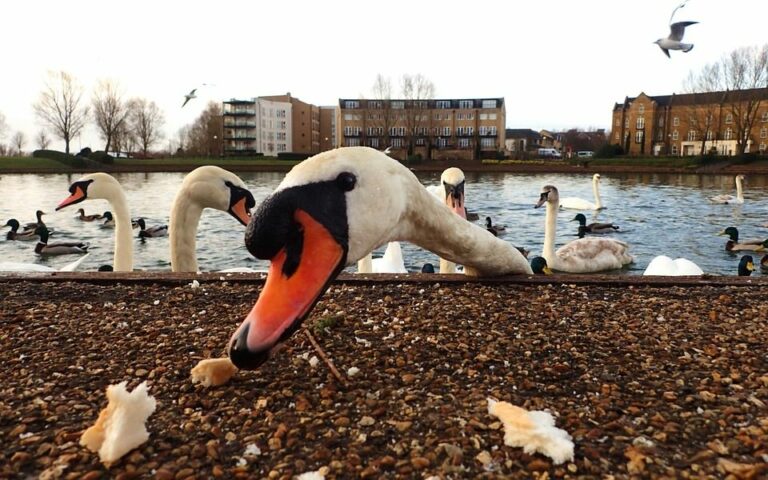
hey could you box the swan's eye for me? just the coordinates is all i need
[336,172,356,192]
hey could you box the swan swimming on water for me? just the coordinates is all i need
[559,173,604,210]
[710,175,745,204]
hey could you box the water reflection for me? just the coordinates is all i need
[1,171,766,275]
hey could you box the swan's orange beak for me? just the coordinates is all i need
[445,187,466,219]
[229,197,251,226]
[229,209,345,370]
[56,185,87,210]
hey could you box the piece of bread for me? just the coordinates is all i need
[190,357,238,387]
[80,381,156,466]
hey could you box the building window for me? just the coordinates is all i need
[724,128,733,140]
[671,144,678,155]
[277,144,287,152]
[488,113,497,120]
[761,127,767,139]
[672,131,679,140]
[706,131,714,141]
[436,100,451,109]
[344,100,359,109]
[636,117,645,129]
[614,132,620,141]
[436,138,448,148]
[368,100,383,109]
[479,113,488,120]
[391,138,403,148]
[673,117,679,126]
[415,138,425,146]
[638,105,645,114]
[391,101,404,109]
[367,137,380,148]
[479,126,497,136]
[277,132,286,141]
[687,130,697,141]
[658,117,664,127]
[389,126,405,136]
[458,100,473,109]
[344,126,360,136]
[762,112,768,122]
[458,138,470,148]
[624,119,629,128]
[279,121,286,129]
[480,138,495,148]
[441,127,451,136]
[635,131,644,143]
[656,131,664,141]
[481,100,497,109]
[346,138,361,146]
[760,143,766,152]
[725,113,733,124]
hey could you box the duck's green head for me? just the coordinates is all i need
[718,226,739,241]
[571,213,587,225]
[530,256,552,275]
[738,255,754,276]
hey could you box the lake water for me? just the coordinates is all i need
[1,170,767,275]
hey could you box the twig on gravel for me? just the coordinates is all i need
[304,329,348,388]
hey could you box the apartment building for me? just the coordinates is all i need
[223,93,332,156]
[612,88,768,156]
[336,97,506,161]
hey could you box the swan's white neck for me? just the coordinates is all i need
[542,200,558,265]
[357,254,372,273]
[109,189,134,271]
[735,176,743,201]
[170,190,204,272]
[592,177,603,209]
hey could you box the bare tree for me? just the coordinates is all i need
[683,67,721,155]
[401,73,435,156]
[93,79,130,154]
[112,122,136,158]
[11,131,26,155]
[128,98,165,158]
[32,71,90,154]
[36,130,51,150]
[176,125,190,155]
[0,111,7,140]
[366,74,395,150]
[182,102,222,156]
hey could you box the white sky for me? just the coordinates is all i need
[1,0,767,152]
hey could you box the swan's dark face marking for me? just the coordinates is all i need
[226,181,256,226]
[56,179,94,211]
[229,172,356,370]
[442,180,466,218]
[534,185,558,209]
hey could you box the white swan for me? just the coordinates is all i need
[559,173,604,210]
[227,146,532,370]
[0,253,90,272]
[56,167,255,273]
[710,174,745,204]
[535,184,633,273]
[169,166,255,272]
[57,173,134,272]
[357,241,407,273]
[427,167,471,273]
[643,255,703,276]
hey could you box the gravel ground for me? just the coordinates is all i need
[1,273,767,479]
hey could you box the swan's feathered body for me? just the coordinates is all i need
[33,227,89,256]
[536,185,632,273]
[559,173,604,210]
[169,165,255,272]
[373,242,408,273]
[710,175,745,204]
[136,218,168,238]
[0,254,90,272]
[57,173,134,271]
[643,255,703,276]
[228,147,532,370]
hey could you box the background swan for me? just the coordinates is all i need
[535,184,633,273]
[227,146,532,371]
[427,167,474,273]
[710,175,745,204]
[643,255,703,275]
[559,173,604,210]
[57,173,134,271]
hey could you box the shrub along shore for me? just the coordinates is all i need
[2,149,768,175]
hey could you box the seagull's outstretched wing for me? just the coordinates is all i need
[669,21,697,41]
[659,46,671,58]
[668,0,689,25]
[181,88,198,108]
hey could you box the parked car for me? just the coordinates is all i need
[576,151,594,158]
[537,148,562,159]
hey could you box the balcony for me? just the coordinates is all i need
[223,109,256,116]
[224,121,257,128]
[479,131,498,137]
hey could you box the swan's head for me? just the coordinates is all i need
[229,147,416,369]
[530,256,552,275]
[180,166,256,226]
[439,167,467,218]
[593,173,601,182]
[534,185,559,209]
[56,173,122,210]
[738,255,754,276]
[572,213,587,225]
[718,226,739,241]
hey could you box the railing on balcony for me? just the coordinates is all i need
[224,121,257,128]
[223,109,256,116]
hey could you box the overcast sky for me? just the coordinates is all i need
[2,0,767,152]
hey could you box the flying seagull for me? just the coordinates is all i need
[655,1,697,58]
[182,88,197,108]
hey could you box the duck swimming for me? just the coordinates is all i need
[136,218,168,238]
[572,213,619,234]
[4,219,39,241]
[33,226,89,256]
[76,208,103,221]
[719,227,766,252]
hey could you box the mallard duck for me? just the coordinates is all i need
[421,263,435,273]
[23,210,47,231]
[718,226,766,252]
[535,185,633,273]
[760,254,768,271]
[33,226,89,256]
[4,219,39,241]
[101,212,139,229]
[76,208,103,221]
[530,256,553,275]
[485,216,506,236]
[710,175,745,204]
[572,213,619,233]
[738,255,755,276]
[136,218,168,238]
